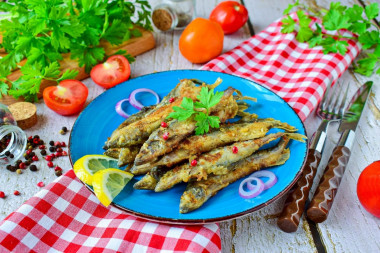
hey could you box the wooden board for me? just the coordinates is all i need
[0,29,155,105]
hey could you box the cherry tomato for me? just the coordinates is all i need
[357,161,380,218]
[43,80,88,116]
[209,1,249,34]
[90,55,131,89]
[179,18,224,64]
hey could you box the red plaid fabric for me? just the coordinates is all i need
[201,13,361,121]
[0,170,221,252]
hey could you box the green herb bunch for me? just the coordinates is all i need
[0,0,152,101]
[282,1,380,77]
[168,87,224,135]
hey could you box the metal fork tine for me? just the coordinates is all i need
[327,82,340,114]
[330,82,345,118]
[319,80,332,113]
[338,83,349,117]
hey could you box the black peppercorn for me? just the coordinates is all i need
[49,141,54,146]
[9,154,14,159]
[5,151,10,156]
[55,170,62,177]
[49,147,55,152]
[30,165,37,171]
[40,149,47,156]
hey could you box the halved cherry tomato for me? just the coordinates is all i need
[209,1,249,34]
[179,17,224,64]
[43,80,88,116]
[357,161,380,218]
[90,55,131,89]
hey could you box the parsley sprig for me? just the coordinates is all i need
[167,87,224,135]
[281,1,380,77]
[0,0,152,101]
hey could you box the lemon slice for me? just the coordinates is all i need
[92,168,134,207]
[73,155,119,186]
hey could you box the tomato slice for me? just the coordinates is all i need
[43,80,89,116]
[90,55,131,89]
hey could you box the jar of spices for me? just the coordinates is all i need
[0,103,27,165]
[152,0,196,31]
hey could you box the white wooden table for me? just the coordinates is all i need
[1,0,380,252]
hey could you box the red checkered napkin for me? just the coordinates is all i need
[0,170,221,252]
[202,13,361,121]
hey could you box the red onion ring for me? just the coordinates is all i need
[249,170,277,190]
[239,177,264,199]
[129,88,160,110]
[115,99,131,118]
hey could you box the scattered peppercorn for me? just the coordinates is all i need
[40,150,47,156]
[232,146,238,154]
[6,165,11,170]
[32,156,39,161]
[55,170,62,177]
[47,161,53,167]
[62,151,67,156]
[4,151,10,156]
[161,122,168,128]
[169,97,175,103]
[9,154,14,158]
[0,191,5,198]
[16,169,22,174]
[54,166,62,171]
[19,162,26,169]
[30,165,37,172]
[37,182,44,187]
[62,126,67,132]
[61,142,66,147]
[45,155,53,161]
[191,159,198,166]
[39,145,45,149]
[49,141,54,146]
[13,190,20,196]
[33,135,39,139]
[26,150,32,155]
[25,160,31,166]
[49,147,55,152]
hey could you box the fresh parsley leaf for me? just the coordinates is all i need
[194,112,209,135]
[58,69,79,82]
[321,37,348,54]
[346,5,364,23]
[283,0,299,15]
[167,98,196,121]
[355,54,378,76]
[323,9,350,31]
[297,10,311,28]
[297,27,313,42]
[281,15,296,33]
[0,82,9,98]
[350,22,367,35]
[365,3,379,20]
[359,31,380,49]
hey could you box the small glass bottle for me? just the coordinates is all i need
[152,0,196,31]
[0,103,27,165]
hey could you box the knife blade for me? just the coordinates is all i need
[306,81,373,223]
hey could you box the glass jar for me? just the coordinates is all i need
[0,103,27,165]
[152,0,196,31]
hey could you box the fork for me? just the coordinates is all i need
[277,81,348,233]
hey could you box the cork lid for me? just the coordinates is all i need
[8,102,37,130]
[152,8,174,31]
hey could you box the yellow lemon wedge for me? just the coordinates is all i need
[73,155,119,186]
[92,168,134,207]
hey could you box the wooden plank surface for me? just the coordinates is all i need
[0,0,379,252]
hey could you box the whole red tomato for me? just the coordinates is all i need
[90,55,131,89]
[357,161,380,218]
[179,18,224,64]
[209,1,249,34]
[43,80,88,116]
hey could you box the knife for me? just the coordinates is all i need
[306,81,373,223]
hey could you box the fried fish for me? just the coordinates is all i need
[179,136,291,213]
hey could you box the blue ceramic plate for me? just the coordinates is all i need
[69,70,307,224]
